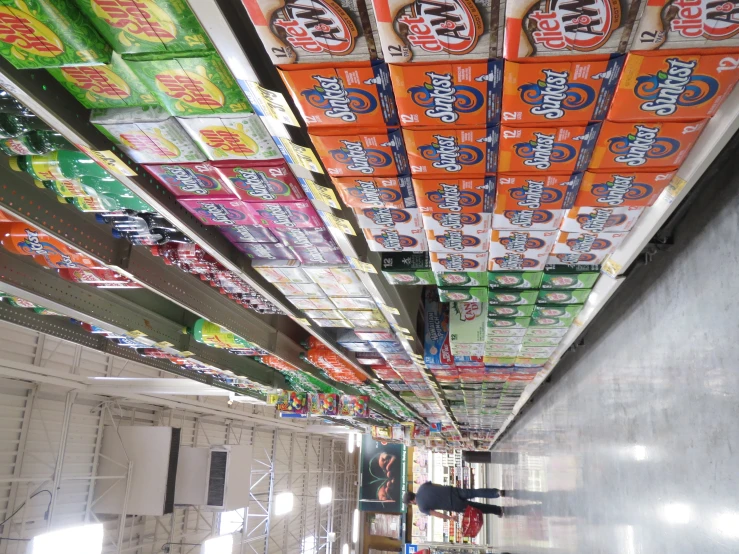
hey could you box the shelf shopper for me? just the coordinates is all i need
[403,482,506,519]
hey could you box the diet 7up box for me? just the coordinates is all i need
[488,271,543,290]
[72,0,212,55]
[127,55,251,117]
[487,317,531,329]
[438,288,488,304]
[537,289,591,305]
[541,265,600,290]
[449,302,486,344]
[488,290,538,306]
[488,304,534,318]
[533,305,582,320]
[0,0,111,69]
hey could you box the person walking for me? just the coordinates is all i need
[402,482,506,519]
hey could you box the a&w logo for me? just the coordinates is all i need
[396,0,483,54]
[528,0,618,51]
[669,0,739,40]
[635,58,718,116]
[234,169,276,200]
[580,207,613,232]
[273,0,357,55]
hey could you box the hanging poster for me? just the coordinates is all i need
[359,434,407,513]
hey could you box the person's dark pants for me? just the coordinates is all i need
[457,488,502,516]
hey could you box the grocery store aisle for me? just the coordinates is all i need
[489,142,739,554]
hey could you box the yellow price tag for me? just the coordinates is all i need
[246,81,300,126]
[665,175,688,201]
[601,256,621,278]
[322,212,356,235]
[292,317,311,326]
[125,329,147,338]
[281,139,324,174]
[155,341,173,348]
[178,351,194,357]
[394,325,411,334]
[76,144,137,177]
[404,335,415,341]
[381,304,400,315]
[305,180,341,209]
[349,257,378,274]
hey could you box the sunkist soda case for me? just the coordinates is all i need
[560,205,644,233]
[588,119,707,170]
[370,0,503,63]
[425,224,491,253]
[403,126,498,176]
[575,170,676,207]
[488,230,557,271]
[332,175,416,208]
[310,127,409,176]
[608,51,739,122]
[503,0,644,59]
[550,230,627,264]
[412,176,496,213]
[279,64,398,127]
[493,173,581,230]
[389,61,503,127]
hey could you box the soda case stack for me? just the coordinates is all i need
[303,336,367,385]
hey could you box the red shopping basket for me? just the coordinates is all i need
[461,505,483,538]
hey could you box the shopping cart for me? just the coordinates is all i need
[460,505,483,538]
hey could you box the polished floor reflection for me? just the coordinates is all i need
[490,144,739,553]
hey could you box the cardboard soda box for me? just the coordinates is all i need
[422,212,492,235]
[370,0,502,63]
[241,0,382,66]
[280,64,398,127]
[236,242,296,260]
[219,225,278,243]
[178,198,255,226]
[450,301,487,341]
[502,58,624,124]
[488,229,557,271]
[435,270,488,287]
[551,231,627,264]
[503,0,643,59]
[492,173,577,230]
[589,120,706,170]
[523,336,561,346]
[487,316,531,328]
[633,0,739,51]
[426,227,491,253]
[389,60,503,127]
[488,304,535,317]
[48,53,157,109]
[486,326,526,336]
[488,289,538,304]
[246,201,323,228]
[213,161,305,202]
[144,162,234,197]
[383,269,435,284]
[497,122,600,173]
[72,0,212,55]
[488,270,543,288]
[424,289,454,367]
[534,304,583,319]
[609,51,739,121]
[310,127,409,177]
[0,0,111,69]
[381,251,434,284]
[492,208,564,231]
[333,176,415,208]
[127,55,252,117]
[536,288,592,304]
[179,115,281,161]
[412,177,495,213]
[561,206,644,233]
[525,326,567,336]
[438,287,489,303]
[541,265,599,288]
[91,106,205,164]
[353,207,423,231]
[575,170,675,207]
[363,227,427,251]
[431,251,488,278]
[403,126,498,176]
[486,333,526,344]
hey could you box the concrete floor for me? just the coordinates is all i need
[489,139,739,553]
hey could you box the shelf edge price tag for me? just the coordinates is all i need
[381,304,400,315]
[76,144,137,177]
[125,329,147,338]
[348,257,377,274]
[665,175,688,203]
[155,340,173,348]
[290,316,311,326]
[243,81,299,127]
[393,324,411,334]
[305,180,340,209]
[321,212,356,235]
[178,350,194,357]
[278,138,324,174]
[601,256,621,278]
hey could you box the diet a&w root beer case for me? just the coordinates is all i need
[588,119,706,170]
[370,0,504,63]
[503,0,644,59]
[608,51,739,121]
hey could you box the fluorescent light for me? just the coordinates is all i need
[355,433,361,447]
[202,534,233,554]
[303,535,316,554]
[318,486,333,505]
[342,544,349,554]
[218,508,244,535]
[274,491,294,515]
[715,512,739,538]
[30,524,104,554]
[352,509,359,543]
[347,434,355,453]
[661,503,691,525]
[632,445,647,461]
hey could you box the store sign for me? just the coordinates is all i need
[359,434,407,513]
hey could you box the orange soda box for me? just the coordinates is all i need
[550,230,627,263]
[426,225,491,252]
[501,57,624,124]
[560,206,644,232]
[402,126,498,176]
[497,122,600,173]
[279,64,398,127]
[332,176,416,207]
[633,0,739,51]
[589,119,706,169]
[430,250,489,272]
[353,206,423,231]
[503,0,644,59]
[389,60,503,126]
[370,0,503,63]
[363,227,427,251]
[489,230,557,270]
[310,127,409,176]
[493,173,580,230]
[574,170,675,206]
[608,51,739,121]
[421,212,492,233]
[240,0,382,66]
[412,176,496,213]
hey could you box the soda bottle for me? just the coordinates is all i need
[58,268,141,288]
[0,114,46,139]
[0,222,105,269]
[63,193,153,213]
[0,90,34,116]
[9,151,111,180]
[4,295,39,308]
[150,243,218,274]
[76,177,154,212]
[191,318,253,350]
[35,179,94,198]
[0,131,72,155]
[111,228,190,245]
